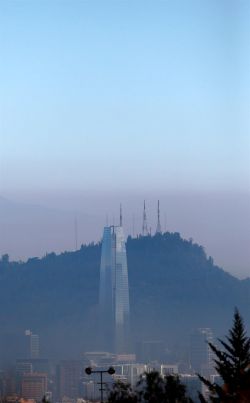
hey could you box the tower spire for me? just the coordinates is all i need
[120,204,122,227]
[142,200,148,236]
[156,200,162,234]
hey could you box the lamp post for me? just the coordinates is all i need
[85,366,115,403]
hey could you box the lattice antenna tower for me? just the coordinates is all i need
[156,200,162,234]
[120,203,123,227]
[74,216,78,250]
[142,200,148,236]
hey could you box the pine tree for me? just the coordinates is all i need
[164,375,193,403]
[198,308,250,402]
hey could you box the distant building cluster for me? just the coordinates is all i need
[0,338,218,403]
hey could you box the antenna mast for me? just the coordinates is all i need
[142,200,148,236]
[120,204,123,227]
[74,217,78,250]
[156,200,162,234]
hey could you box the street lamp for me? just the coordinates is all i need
[85,366,115,403]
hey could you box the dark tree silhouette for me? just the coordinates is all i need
[164,375,193,402]
[137,371,165,403]
[198,309,250,402]
[107,380,138,403]
[108,372,192,402]
[137,371,192,403]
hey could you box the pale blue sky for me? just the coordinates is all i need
[1,0,249,192]
[0,1,250,275]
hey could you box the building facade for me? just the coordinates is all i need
[25,330,40,359]
[190,328,214,376]
[56,360,83,400]
[21,372,47,402]
[99,224,130,354]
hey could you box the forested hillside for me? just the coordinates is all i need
[0,233,249,362]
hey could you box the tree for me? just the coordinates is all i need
[107,380,138,403]
[164,375,193,402]
[137,371,165,403]
[108,372,192,403]
[137,371,192,403]
[198,308,250,402]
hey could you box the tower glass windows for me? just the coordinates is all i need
[99,225,130,354]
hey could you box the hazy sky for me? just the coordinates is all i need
[0,1,250,276]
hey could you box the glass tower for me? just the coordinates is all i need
[99,225,130,354]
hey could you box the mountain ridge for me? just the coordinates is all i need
[0,232,249,362]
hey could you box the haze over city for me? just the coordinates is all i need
[1,0,250,278]
[1,2,250,402]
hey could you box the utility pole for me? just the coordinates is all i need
[85,366,115,403]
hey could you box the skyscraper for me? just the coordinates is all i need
[99,211,130,354]
[25,330,40,359]
[190,328,214,376]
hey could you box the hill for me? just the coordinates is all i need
[0,232,249,362]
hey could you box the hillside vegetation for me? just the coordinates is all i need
[0,233,249,361]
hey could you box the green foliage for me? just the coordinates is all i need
[108,371,193,403]
[198,309,250,402]
[164,375,193,402]
[107,380,138,403]
[137,371,165,403]
[0,233,250,359]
